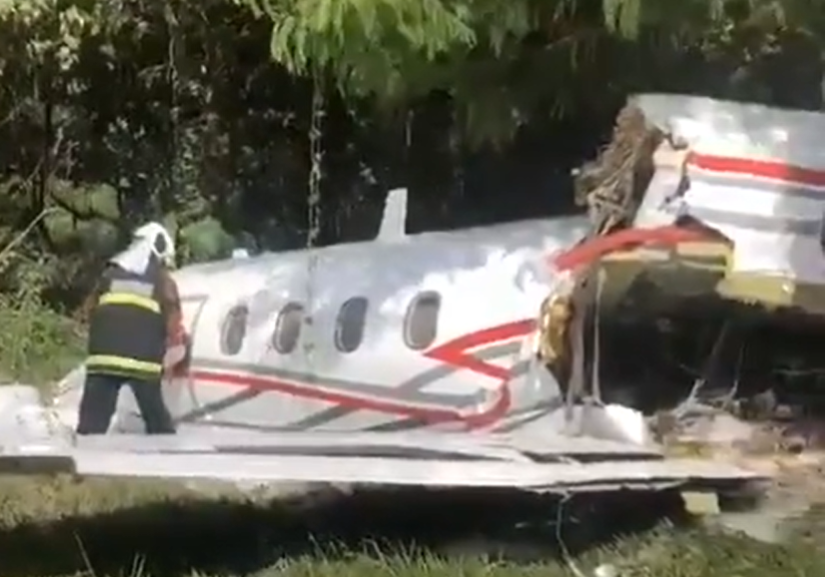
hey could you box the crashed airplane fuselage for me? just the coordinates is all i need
[552,93,825,415]
[75,194,592,435]
[7,92,814,492]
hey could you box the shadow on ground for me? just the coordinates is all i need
[0,484,691,577]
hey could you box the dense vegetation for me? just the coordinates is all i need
[1,3,825,575]
[0,0,824,383]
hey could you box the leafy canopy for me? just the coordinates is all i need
[238,0,535,100]
[229,0,732,144]
[239,0,825,125]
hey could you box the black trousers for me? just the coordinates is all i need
[76,372,176,435]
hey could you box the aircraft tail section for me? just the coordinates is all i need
[376,188,408,241]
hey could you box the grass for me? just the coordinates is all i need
[0,475,822,577]
[1,297,825,576]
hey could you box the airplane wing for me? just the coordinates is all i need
[0,385,765,495]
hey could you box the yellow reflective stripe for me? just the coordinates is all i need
[99,292,160,313]
[87,355,162,375]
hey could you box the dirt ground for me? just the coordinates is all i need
[662,409,825,544]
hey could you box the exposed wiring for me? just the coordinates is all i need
[672,320,731,419]
[669,356,825,379]
[548,222,825,426]
[720,340,744,411]
[591,267,604,403]
[549,224,716,421]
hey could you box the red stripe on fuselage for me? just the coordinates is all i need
[424,319,535,380]
[423,318,536,428]
[689,153,825,188]
[188,319,536,429]
[190,369,469,423]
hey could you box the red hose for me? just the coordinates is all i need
[551,225,713,272]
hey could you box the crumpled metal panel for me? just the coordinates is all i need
[33,448,765,492]
[0,384,766,494]
[631,93,825,312]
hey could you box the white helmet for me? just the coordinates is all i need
[133,221,176,267]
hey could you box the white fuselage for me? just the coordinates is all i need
[104,215,590,434]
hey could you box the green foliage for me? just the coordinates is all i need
[51,182,121,222]
[257,0,532,98]
[243,0,550,142]
[0,0,289,307]
[0,290,83,384]
[180,217,237,263]
[239,0,825,144]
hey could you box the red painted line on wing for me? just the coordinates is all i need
[190,319,536,430]
[689,153,825,188]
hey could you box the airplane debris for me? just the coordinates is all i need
[593,564,619,577]
[538,93,825,488]
[10,93,821,499]
[680,491,720,515]
[0,387,765,493]
[376,187,408,241]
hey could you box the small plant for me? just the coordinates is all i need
[0,289,84,387]
[0,212,85,388]
[0,256,84,388]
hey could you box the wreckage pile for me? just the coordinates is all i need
[545,96,825,430]
[574,103,665,237]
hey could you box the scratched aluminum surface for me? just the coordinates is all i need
[633,93,825,285]
[53,215,591,436]
[64,428,661,458]
[63,451,762,487]
[0,385,765,491]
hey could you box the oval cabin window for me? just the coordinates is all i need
[334,297,369,353]
[272,302,304,354]
[220,305,249,356]
[403,292,441,350]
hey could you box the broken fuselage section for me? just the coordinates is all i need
[538,93,825,420]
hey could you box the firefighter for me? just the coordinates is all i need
[75,222,183,435]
